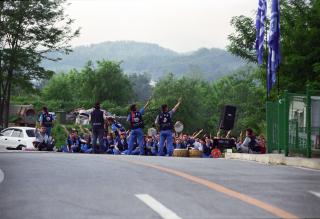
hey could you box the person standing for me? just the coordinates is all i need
[127,100,150,155]
[39,106,54,136]
[155,98,182,156]
[90,102,106,153]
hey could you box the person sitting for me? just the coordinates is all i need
[236,128,261,153]
[113,132,128,155]
[80,134,92,153]
[145,135,157,155]
[107,117,126,141]
[191,138,203,151]
[105,133,115,154]
[175,137,184,149]
[202,137,213,157]
[257,134,267,154]
[181,134,192,149]
[33,126,55,151]
[60,128,82,153]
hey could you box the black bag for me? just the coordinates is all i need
[248,136,261,152]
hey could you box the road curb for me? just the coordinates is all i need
[225,153,320,170]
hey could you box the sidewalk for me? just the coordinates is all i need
[225,152,320,170]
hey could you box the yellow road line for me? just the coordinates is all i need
[113,158,299,219]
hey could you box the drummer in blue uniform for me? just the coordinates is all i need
[155,98,182,156]
[127,100,150,155]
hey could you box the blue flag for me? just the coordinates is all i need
[267,0,281,95]
[255,0,267,65]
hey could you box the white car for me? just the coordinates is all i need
[0,127,36,149]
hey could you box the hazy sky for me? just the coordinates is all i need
[66,0,258,53]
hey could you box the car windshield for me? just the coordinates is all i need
[26,129,35,137]
[1,129,13,136]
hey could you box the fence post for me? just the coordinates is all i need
[277,100,281,153]
[266,102,272,153]
[278,98,284,153]
[284,90,289,156]
[295,120,299,150]
[306,86,312,158]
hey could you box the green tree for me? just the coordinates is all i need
[0,0,79,127]
[128,73,152,102]
[227,0,320,93]
[281,0,320,91]
[42,73,73,102]
[42,60,134,111]
[209,67,266,134]
[227,15,257,63]
[145,74,211,133]
[80,60,133,105]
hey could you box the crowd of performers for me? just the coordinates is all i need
[34,100,266,156]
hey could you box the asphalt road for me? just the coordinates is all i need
[0,152,320,219]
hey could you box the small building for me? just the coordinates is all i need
[289,96,320,149]
[9,105,37,127]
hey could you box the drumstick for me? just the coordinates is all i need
[193,129,203,138]
[239,131,244,142]
[226,130,232,139]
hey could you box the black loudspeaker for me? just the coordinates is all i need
[219,105,236,131]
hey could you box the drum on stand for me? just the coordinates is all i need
[173,149,189,157]
[189,149,203,158]
[147,127,157,137]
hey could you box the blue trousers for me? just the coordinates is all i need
[113,148,128,155]
[60,145,70,153]
[81,144,93,153]
[128,128,144,155]
[46,127,52,137]
[61,145,80,153]
[158,130,174,156]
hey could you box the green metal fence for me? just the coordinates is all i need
[266,87,320,158]
[287,93,309,157]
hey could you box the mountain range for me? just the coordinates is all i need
[42,41,246,80]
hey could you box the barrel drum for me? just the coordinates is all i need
[173,149,189,157]
[189,149,203,158]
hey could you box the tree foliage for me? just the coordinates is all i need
[142,67,265,135]
[15,61,265,135]
[143,74,210,133]
[42,60,134,111]
[210,67,266,134]
[227,0,320,93]
[0,0,79,127]
[227,15,257,63]
[128,73,152,102]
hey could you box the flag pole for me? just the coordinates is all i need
[265,20,269,100]
[277,65,280,96]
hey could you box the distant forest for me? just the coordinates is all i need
[41,41,247,80]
